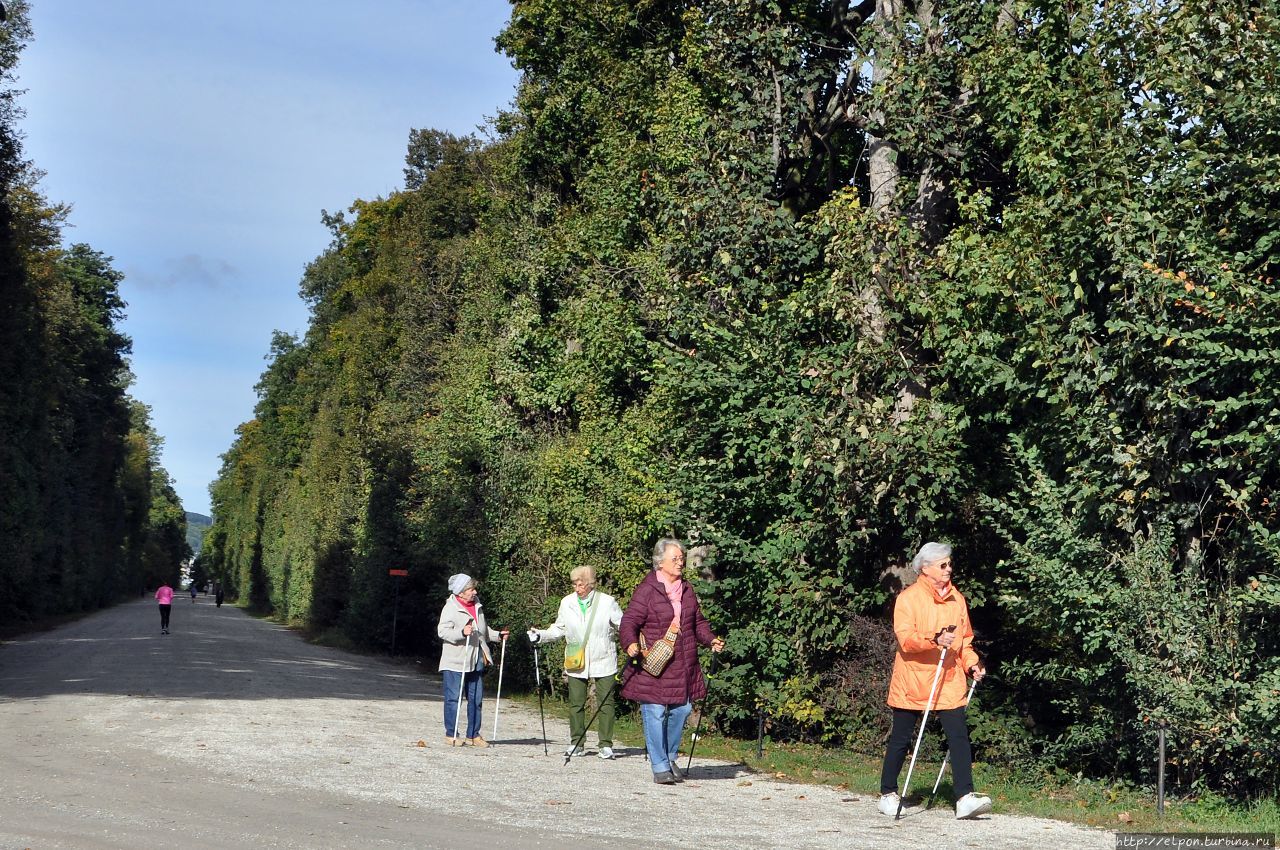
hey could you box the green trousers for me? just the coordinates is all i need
[566,674,617,748]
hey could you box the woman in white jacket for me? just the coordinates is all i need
[438,573,507,747]
[528,566,624,759]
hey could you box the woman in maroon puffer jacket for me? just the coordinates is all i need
[621,538,725,784]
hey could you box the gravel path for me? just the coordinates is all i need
[0,597,1114,849]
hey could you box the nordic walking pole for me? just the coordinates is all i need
[896,626,955,821]
[927,675,978,809]
[685,651,722,772]
[452,619,474,746]
[491,633,508,741]
[532,640,549,755]
[564,677,617,765]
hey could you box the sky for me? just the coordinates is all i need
[15,0,522,516]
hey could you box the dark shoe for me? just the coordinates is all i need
[653,771,677,785]
[669,763,685,782]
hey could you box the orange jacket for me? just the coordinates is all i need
[886,576,979,711]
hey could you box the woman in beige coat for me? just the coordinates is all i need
[438,573,507,747]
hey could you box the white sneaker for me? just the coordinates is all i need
[877,792,901,816]
[955,792,993,819]
[563,745,585,757]
[598,746,615,760]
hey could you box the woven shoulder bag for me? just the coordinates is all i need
[638,620,679,677]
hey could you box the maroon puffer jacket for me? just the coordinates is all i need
[619,570,716,705]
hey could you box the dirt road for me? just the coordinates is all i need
[0,597,1113,849]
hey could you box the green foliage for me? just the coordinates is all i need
[185,511,211,556]
[204,0,1280,801]
[0,2,189,622]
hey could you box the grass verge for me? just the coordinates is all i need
[505,692,1279,836]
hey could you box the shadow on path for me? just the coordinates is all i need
[0,597,441,702]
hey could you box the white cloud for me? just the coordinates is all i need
[128,254,240,290]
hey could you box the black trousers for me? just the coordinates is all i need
[159,604,171,629]
[880,706,974,799]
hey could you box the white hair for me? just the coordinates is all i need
[911,541,952,572]
[651,538,684,570]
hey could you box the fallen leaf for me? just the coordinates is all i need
[774,772,788,779]
[546,800,572,806]
[797,795,806,800]
[1118,812,1133,823]
[415,740,426,748]
[841,797,860,803]
[736,780,753,787]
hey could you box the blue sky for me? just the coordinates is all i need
[16,0,521,515]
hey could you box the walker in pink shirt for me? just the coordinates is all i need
[155,586,174,605]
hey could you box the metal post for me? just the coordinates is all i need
[390,578,401,654]
[1157,725,1166,817]
[756,704,765,759]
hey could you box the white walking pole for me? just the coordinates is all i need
[491,633,508,741]
[451,619,474,745]
[896,626,955,820]
[927,676,978,808]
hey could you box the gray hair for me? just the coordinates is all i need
[569,565,596,587]
[911,541,952,572]
[651,537,685,570]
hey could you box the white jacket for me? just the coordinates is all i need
[437,596,502,673]
[531,591,623,679]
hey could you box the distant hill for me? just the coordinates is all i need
[185,512,212,556]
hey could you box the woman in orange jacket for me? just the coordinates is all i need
[877,542,993,820]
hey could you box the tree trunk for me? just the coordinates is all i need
[868,0,903,216]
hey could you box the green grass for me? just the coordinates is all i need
[506,692,1279,835]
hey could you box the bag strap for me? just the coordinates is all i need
[639,618,679,656]
[581,593,601,648]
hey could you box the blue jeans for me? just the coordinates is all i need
[640,701,692,774]
[442,670,484,739]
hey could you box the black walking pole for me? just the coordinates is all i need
[662,703,671,773]
[685,651,721,772]
[564,677,618,765]
[532,642,549,756]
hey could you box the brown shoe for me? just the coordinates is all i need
[444,736,459,747]
[466,736,489,748]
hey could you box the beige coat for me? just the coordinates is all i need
[437,595,502,673]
